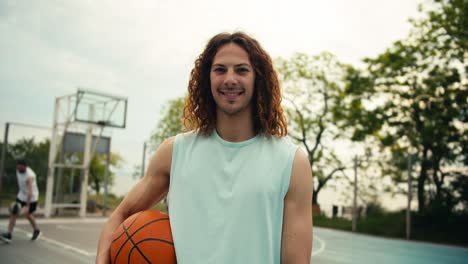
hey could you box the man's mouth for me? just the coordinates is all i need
[220,91,244,95]
[218,88,245,99]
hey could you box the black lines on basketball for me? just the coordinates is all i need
[124,225,152,264]
[112,211,144,243]
[128,239,175,263]
[132,218,169,237]
[110,210,176,264]
[135,238,174,246]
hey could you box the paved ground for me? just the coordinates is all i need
[312,227,468,264]
[0,217,103,263]
[1,217,467,263]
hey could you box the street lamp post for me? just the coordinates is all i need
[352,155,358,232]
[141,141,147,178]
[0,122,10,194]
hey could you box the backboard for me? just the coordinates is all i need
[74,89,127,128]
[63,131,111,154]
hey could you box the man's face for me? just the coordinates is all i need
[210,43,255,116]
[16,164,26,173]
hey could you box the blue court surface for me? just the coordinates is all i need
[312,227,468,264]
[1,217,467,263]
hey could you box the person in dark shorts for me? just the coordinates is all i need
[1,160,41,243]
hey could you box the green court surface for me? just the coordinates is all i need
[312,227,468,264]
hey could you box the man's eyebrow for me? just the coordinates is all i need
[235,63,252,68]
[212,63,252,67]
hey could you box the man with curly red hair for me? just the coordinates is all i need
[97,32,313,264]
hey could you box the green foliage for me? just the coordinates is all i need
[50,151,123,197]
[151,202,168,213]
[0,138,49,196]
[136,96,185,179]
[313,214,352,231]
[316,209,468,247]
[88,193,124,210]
[0,137,123,203]
[339,0,467,213]
[412,209,468,246]
[275,52,351,205]
[88,152,123,194]
[358,212,406,238]
[149,97,185,150]
[365,202,386,217]
[450,173,468,212]
[334,66,382,142]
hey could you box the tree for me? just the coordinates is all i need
[276,52,352,206]
[130,97,185,179]
[1,138,49,195]
[149,97,185,150]
[1,137,123,199]
[89,152,123,194]
[339,0,467,213]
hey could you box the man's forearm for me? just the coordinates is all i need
[26,193,31,207]
[27,179,33,207]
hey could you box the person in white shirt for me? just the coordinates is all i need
[1,160,41,243]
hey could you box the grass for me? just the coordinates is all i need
[313,210,468,247]
[1,191,46,207]
[357,212,406,238]
[313,211,411,239]
[88,193,124,210]
[313,214,352,231]
[87,193,168,214]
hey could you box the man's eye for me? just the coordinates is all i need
[213,68,226,73]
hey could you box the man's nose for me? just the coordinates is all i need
[223,69,238,86]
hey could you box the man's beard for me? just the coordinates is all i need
[215,86,252,115]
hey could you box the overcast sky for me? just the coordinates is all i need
[0,0,423,202]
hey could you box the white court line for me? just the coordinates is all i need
[56,225,102,232]
[15,227,95,258]
[10,219,324,259]
[0,217,108,225]
[312,234,326,257]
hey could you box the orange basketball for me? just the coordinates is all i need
[110,210,177,264]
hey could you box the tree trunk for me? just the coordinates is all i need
[432,157,443,204]
[418,147,429,213]
[92,172,100,195]
[312,189,319,205]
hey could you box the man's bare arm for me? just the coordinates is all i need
[22,177,33,215]
[96,137,175,264]
[281,149,313,264]
[26,177,33,207]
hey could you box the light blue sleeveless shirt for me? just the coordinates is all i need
[168,131,298,264]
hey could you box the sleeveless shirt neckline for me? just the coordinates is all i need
[213,130,260,148]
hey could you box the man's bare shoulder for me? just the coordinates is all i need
[288,148,313,197]
[160,131,198,148]
[160,136,176,151]
[145,136,177,178]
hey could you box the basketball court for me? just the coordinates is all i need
[1,216,467,264]
[1,92,466,263]
[0,217,104,263]
[1,90,467,262]
[311,227,468,264]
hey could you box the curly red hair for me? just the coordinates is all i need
[184,32,287,137]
